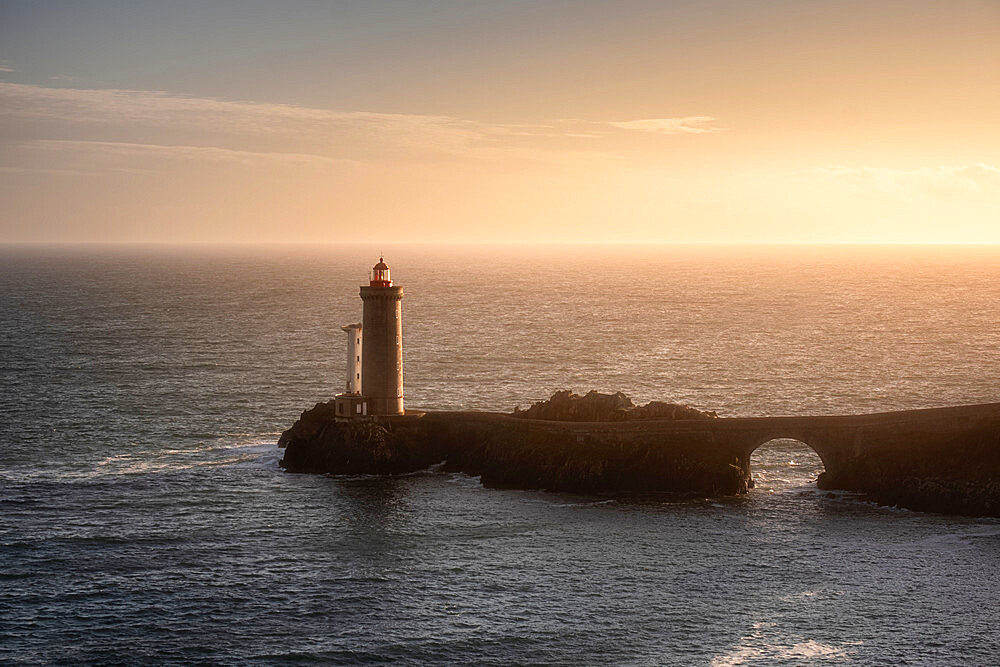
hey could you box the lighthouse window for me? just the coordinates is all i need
[356,355,360,362]
[356,338,360,344]
[356,373,360,379]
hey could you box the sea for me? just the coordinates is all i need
[2,244,999,665]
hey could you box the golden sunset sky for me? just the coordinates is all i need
[1,0,998,243]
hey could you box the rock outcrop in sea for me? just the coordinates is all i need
[280,391,741,497]
[815,421,1000,516]
[512,389,718,422]
[279,391,1000,516]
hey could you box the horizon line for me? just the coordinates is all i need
[3,240,1000,247]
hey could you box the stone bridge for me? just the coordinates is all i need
[281,401,1000,516]
[419,402,1000,515]
[666,402,1000,484]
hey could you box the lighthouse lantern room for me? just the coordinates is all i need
[370,257,392,287]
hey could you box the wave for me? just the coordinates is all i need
[1,435,283,483]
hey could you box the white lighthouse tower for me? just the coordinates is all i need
[334,322,367,420]
[340,323,362,394]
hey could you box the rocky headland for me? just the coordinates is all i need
[279,391,1000,516]
[279,391,737,496]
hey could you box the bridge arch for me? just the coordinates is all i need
[747,433,831,468]
[746,436,827,490]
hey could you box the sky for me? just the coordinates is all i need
[1,0,999,244]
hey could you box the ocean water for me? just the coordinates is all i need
[2,244,999,665]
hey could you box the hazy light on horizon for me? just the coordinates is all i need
[1,0,998,244]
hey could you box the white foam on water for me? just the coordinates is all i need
[711,621,858,666]
[549,498,617,507]
[446,472,483,487]
[914,524,1000,550]
[10,436,287,482]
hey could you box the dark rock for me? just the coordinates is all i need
[626,400,719,421]
[279,395,1000,516]
[279,402,445,475]
[815,422,1000,516]
[511,390,716,422]
[432,412,746,495]
[279,399,747,495]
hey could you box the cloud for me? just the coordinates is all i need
[0,60,16,73]
[0,82,486,152]
[24,140,351,168]
[607,116,724,134]
[0,82,722,175]
[0,82,723,146]
[0,166,84,175]
[811,164,1000,201]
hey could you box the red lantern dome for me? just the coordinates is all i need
[370,256,392,287]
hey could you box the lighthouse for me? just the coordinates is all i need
[333,322,366,420]
[359,257,404,415]
[340,323,362,394]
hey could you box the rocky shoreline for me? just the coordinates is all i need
[279,391,738,496]
[279,391,1000,516]
[814,421,1000,516]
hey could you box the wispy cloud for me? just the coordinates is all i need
[0,82,723,173]
[811,164,1000,201]
[607,116,724,134]
[24,140,352,168]
[0,166,84,175]
[0,60,16,73]
[0,82,486,151]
